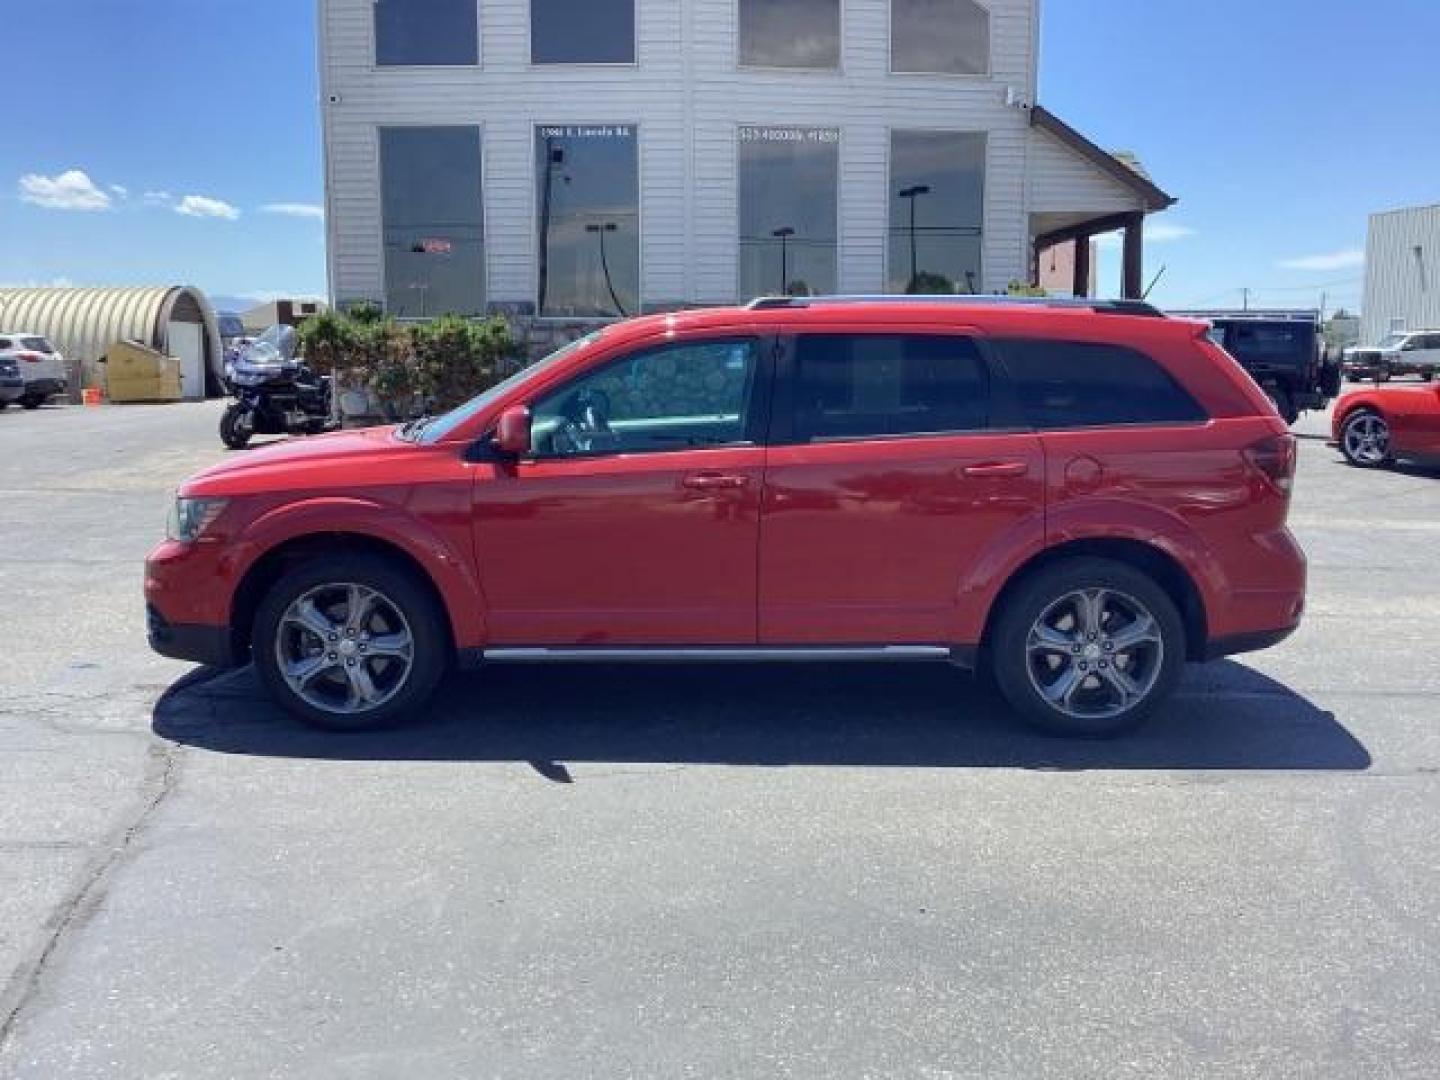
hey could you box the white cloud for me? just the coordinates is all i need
[109,184,128,198]
[175,195,241,221]
[0,276,76,289]
[260,202,324,221]
[17,170,112,211]
[143,190,174,207]
[1278,249,1365,272]
[1097,222,1196,248]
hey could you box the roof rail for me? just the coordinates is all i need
[1169,309,1321,324]
[745,294,1166,318]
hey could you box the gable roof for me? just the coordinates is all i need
[1030,105,1176,212]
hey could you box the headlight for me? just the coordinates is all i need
[166,497,228,543]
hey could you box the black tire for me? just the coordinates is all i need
[1338,408,1394,469]
[252,553,449,731]
[0,399,8,410]
[20,394,43,410]
[989,557,1186,738]
[219,403,254,450]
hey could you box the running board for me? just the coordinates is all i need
[480,645,962,664]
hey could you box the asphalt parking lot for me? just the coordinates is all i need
[1,397,1437,1078]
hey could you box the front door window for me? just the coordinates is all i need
[530,340,760,456]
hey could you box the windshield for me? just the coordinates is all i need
[217,315,246,340]
[1376,333,1408,350]
[417,330,604,443]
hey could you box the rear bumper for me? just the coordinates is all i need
[22,377,67,398]
[0,377,23,401]
[146,604,238,667]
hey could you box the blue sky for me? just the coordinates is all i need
[6,0,1438,314]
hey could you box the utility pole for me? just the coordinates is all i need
[1241,287,1251,312]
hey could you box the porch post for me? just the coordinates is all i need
[1072,237,1091,298]
[1121,213,1145,299]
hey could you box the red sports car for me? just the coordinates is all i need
[1333,383,1440,468]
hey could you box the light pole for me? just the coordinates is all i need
[898,184,931,290]
[772,226,795,295]
[586,221,626,317]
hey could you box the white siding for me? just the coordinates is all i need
[1361,205,1440,346]
[322,0,1041,309]
[1026,127,1139,217]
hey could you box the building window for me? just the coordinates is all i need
[380,127,485,318]
[739,0,841,70]
[888,130,985,294]
[532,0,635,64]
[536,125,640,317]
[738,126,839,300]
[374,0,478,66]
[891,0,989,75]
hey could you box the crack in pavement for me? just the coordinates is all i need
[0,740,183,1052]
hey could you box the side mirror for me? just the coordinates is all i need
[493,406,532,457]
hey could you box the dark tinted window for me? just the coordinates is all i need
[0,339,12,350]
[532,0,635,63]
[999,340,1206,429]
[20,337,53,353]
[739,0,840,69]
[536,125,639,317]
[380,126,485,317]
[793,335,989,440]
[375,0,478,66]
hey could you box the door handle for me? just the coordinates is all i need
[682,473,750,491]
[961,461,1029,479]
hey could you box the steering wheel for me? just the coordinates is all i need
[552,389,612,455]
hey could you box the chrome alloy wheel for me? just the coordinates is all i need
[1025,588,1164,721]
[274,582,415,715]
[1342,412,1391,466]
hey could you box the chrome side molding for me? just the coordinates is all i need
[482,645,955,664]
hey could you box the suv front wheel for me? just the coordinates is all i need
[990,558,1186,737]
[252,554,449,730]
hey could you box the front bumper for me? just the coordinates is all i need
[147,604,238,667]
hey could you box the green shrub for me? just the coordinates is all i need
[298,308,516,419]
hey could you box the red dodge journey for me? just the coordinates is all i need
[146,297,1306,737]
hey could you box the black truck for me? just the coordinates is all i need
[1170,310,1341,424]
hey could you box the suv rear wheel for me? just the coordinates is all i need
[990,558,1185,737]
[252,554,448,731]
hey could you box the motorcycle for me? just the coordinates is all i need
[220,325,337,450]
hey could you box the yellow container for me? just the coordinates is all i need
[104,341,183,403]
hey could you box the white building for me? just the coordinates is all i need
[1361,203,1440,346]
[319,0,1174,328]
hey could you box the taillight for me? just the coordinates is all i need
[17,352,43,363]
[1245,434,1297,494]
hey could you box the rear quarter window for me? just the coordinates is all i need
[20,337,54,353]
[997,339,1207,430]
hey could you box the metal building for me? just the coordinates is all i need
[1361,204,1440,346]
[0,286,225,401]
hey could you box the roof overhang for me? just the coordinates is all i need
[1030,105,1176,213]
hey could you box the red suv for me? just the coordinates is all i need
[146,298,1305,737]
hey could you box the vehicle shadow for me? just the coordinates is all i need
[154,659,1370,775]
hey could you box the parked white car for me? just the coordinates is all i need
[0,332,69,408]
[1343,330,1440,382]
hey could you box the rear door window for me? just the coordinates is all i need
[997,340,1206,430]
[791,334,990,441]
